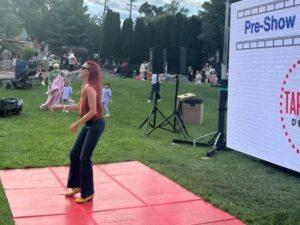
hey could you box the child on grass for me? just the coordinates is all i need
[101,83,112,117]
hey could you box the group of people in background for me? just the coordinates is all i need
[138,59,219,86]
[187,63,219,85]
[137,60,220,103]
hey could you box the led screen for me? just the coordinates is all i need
[228,0,300,172]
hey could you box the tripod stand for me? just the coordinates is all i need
[139,74,173,136]
[150,74,188,138]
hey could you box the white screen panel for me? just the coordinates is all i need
[228,0,300,172]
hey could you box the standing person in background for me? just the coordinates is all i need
[195,70,202,84]
[51,61,105,203]
[31,52,41,75]
[139,60,147,80]
[203,63,210,83]
[101,83,112,117]
[68,50,77,71]
[147,73,162,103]
[62,52,69,70]
[11,56,16,71]
[187,66,194,82]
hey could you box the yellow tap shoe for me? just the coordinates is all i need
[75,194,94,203]
[64,188,81,197]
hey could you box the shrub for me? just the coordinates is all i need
[22,48,36,61]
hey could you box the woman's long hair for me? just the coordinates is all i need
[86,61,102,93]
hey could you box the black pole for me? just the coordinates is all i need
[153,74,159,126]
[216,88,227,147]
[173,74,179,127]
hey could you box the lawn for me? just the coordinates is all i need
[1,74,300,225]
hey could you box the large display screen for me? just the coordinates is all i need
[227,0,300,172]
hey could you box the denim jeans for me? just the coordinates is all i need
[67,119,105,198]
[149,83,161,100]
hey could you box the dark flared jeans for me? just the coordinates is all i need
[67,119,105,198]
[149,83,161,100]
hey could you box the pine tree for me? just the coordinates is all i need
[84,17,102,55]
[169,13,185,46]
[159,15,173,49]
[185,16,203,69]
[101,10,121,59]
[132,17,147,64]
[120,18,134,60]
[153,18,163,48]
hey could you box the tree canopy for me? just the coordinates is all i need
[0,0,236,70]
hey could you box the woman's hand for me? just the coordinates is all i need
[51,104,63,112]
[70,121,80,134]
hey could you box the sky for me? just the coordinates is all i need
[84,0,210,21]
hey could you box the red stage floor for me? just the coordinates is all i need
[0,161,246,225]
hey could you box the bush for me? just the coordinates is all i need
[22,48,36,61]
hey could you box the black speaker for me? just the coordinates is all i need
[167,46,186,74]
[149,48,164,74]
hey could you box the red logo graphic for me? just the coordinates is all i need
[280,60,300,155]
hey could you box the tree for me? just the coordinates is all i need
[44,0,90,52]
[169,13,185,46]
[145,21,156,51]
[138,2,164,24]
[101,10,121,59]
[138,2,153,17]
[138,1,188,22]
[83,17,103,55]
[12,0,58,39]
[184,16,203,69]
[119,18,134,59]
[163,0,189,16]
[0,0,21,38]
[131,17,147,64]
[159,15,173,49]
[199,0,241,61]
[153,18,163,48]
[138,2,163,18]
[136,2,205,67]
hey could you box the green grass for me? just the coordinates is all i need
[1,75,300,225]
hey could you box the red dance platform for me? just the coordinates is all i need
[0,161,246,225]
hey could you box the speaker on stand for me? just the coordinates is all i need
[139,48,174,136]
[149,47,164,74]
[152,46,188,138]
[166,46,186,75]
